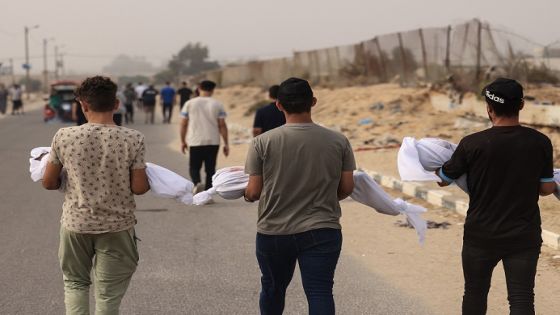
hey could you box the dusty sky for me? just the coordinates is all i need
[0,0,558,74]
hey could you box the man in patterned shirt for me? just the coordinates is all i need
[43,76,150,314]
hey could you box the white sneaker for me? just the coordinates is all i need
[193,183,205,194]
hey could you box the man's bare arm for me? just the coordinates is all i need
[540,182,556,196]
[130,168,150,195]
[337,171,354,200]
[43,161,63,190]
[244,175,263,202]
[218,118,229,156]
[180,117,189,154]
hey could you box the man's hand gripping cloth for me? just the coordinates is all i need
[29,147,194,205]
[193,166,249,205]
[351,171,428,244]
[145,162,194,205]
[397,137,469,193]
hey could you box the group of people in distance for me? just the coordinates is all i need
[71,81,194,126]
[0,83,24,115]
[41,75,554,315]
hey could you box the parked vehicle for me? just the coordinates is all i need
[44,81,78,123]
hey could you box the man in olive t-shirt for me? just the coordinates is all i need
[244,78,355,315]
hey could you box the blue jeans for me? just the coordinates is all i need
[256,228,342,315]
[462,243,541,315]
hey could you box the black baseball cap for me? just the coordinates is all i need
[481,78,524,106]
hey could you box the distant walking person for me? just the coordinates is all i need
[180,80,229,192]
[124,83,137,124]
[134,82,147,110]
[0,84,8,115]
[142,85,158,124]
[253,85,285,136]
[436,78,556,315]
[244,78,355,315]
[42,76,150,314]
[10,84,23,115]
[160,81,176,123]
[177,81,193,108]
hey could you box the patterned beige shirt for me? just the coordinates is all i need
[49,123,146,234]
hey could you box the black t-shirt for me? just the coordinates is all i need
[253,102,286,133]
[442,126,553,249]
[142,88,158,105]
[177,87,192,106]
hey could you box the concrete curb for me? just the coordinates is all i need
[363,169,560,250]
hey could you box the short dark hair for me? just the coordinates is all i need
[166,81,170,85]
[182,81,187,85]
[277,78,313,113]
[75,76,117,112]
[486,99,522,117]
[199,80,216,92]
[268,85,280,100]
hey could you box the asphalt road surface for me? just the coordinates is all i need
[0,107,431,314]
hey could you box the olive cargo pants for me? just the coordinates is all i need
[59,226,139,315]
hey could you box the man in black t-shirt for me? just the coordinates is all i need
[177,81,193,107]
[142,85,158,124]
[436,78,555,314]
[252,85,286,137]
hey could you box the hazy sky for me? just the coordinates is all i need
[1,0,559,74]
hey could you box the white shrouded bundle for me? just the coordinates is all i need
[29,147,195,205]
[145,162,194,205]
[397,137,468,193]
[351,171,427,244]
[192,166,248,205]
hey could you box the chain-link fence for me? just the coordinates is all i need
[196,19,558,90]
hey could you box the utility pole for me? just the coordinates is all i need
[54,45,59,80]
[43,38,48,93]
[24,25,39,97]
[9,58,15,85]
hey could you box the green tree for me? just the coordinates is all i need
[168,42,219,76]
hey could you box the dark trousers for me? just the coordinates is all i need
[189,145,219,190]
[462,243,540,315]
[162,103,172,123]
[125,104,134,123]
[256,228,342,315]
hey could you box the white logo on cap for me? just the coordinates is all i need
[486,90,505,104]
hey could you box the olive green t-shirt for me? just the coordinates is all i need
[245,123,356,235]
[48,123,146,234]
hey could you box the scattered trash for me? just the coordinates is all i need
[358,118,374,125]
[553,255,560,260]
[369,102,385,111]
[395,220,451,229]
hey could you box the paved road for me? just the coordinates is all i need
[0,108,431,314]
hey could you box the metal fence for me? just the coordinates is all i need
[197,19,556,89]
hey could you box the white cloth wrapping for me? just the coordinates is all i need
[193,166,249,205]
[29,147,67,192]
[30,147,52,182]
[29,147,194,205]
[397,137,469,193]
[351,171,428,244]
[145,162,194,205]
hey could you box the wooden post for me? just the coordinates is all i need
[459,22,470,64]
[445,25,451,72]
[397,32,408,84]
[474,19,482,84]
[374,37,388,82]
[419,28,429,80]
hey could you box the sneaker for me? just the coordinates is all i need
[193,183,205,194]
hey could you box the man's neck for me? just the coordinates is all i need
[86,112,116,125]
[492,116,520,127]
[285,112,313,124]
[199,91,212,97]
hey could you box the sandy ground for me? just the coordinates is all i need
[206,83,560,235]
